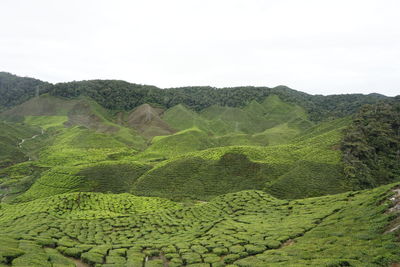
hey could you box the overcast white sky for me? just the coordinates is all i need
[1,0,399,96]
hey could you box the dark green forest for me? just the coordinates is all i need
[341,97,400,189]
[0,72,51,111]
[49,81,389,121]
[0,72,388,121]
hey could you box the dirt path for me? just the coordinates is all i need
[66,257,90,267]
[385,187,400,233]
[17,128,45,160]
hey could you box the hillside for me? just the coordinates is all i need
[1,91,397,204]
[0,121,42,168]
[0,73,400,266]
[0,73,389,121]
[133,117,350,200]
[125,104,176,138]
[0,184,399,266]
[0,93,353,203]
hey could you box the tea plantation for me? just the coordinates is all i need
[0,184,400,266]
[0,78,399,267]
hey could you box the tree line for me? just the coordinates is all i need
[0,72,391,121]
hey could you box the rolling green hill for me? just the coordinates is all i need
[163,95,312,137]
[1,73,399,266]
[133,117,349,201]
[0,93,383,204]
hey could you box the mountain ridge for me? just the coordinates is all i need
[1,72,392,121]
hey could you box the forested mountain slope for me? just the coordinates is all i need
[0,72,52,111]
[0,72,389,121]
[341,97,400,189]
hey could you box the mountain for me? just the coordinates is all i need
[0,72,399,266]
[0,72,389,121]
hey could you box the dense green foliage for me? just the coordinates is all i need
[0,72,51,111]
[342,98,400,189]
[0,93,355,203]
[0,184,400,266]
[132,117,350,200]
[1,72,390,121]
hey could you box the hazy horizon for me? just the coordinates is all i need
[1,0,399,96]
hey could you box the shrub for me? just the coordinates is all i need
[213,247,229,256]
[145,259,164,267]
[106,255,126,264]
[81,252,104,264]
[265,240,281,249]
[182,252,202,264]
[63,247,83,258]
[223,254,241,264]
[229,245,245,254]
[203,254,221,264]
[244,244,265,255]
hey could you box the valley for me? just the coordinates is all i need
[0,73,399,266]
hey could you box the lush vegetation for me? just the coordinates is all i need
[133,118,350,201]
[1,72,400,266]
[0,72,51,111]
[50,80,388,121]
[0,72,389,121]
[0,121,42,168]
[341,97,400,189]
[0,184,400,266]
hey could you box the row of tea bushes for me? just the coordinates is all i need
[0,184,399,266]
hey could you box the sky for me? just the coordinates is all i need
[1,0,399,96]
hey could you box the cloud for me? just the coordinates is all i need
[1,0,399,96]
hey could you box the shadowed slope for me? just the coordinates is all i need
[125,104,176,138]
[133,118,350,200]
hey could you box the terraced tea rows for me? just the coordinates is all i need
[133,119,349,200]
[1,184,399,266]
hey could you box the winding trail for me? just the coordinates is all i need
[17,128,45,160]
